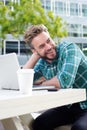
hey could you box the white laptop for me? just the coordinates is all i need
[0,53,56,91]
[0,53,20,90]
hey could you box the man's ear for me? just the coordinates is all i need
[31,48,36,53]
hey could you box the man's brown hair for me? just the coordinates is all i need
[24,24,48,48]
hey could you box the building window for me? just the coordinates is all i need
[55,2,63,14]
[3,40,19,54]
[43,0,51,11]
[3,40,30,55]
[70,3,78,16]
[68,24,82,37]
[83,25,87,37]
[82,4,87,17]
[54,1,66,15]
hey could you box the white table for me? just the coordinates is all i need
[0,89,86,130]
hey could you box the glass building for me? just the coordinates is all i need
[1,0,87,64]
[40,0,87,55]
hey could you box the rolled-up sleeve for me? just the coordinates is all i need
[57,43,82,88]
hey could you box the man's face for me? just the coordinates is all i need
[31,32,56,62]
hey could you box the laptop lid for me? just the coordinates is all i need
[0,53,20,90]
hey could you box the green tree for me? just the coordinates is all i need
[0,0,68,42]
[0,2,10,38]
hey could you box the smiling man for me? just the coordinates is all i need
[23,24,87,130]
[24,25,60,87]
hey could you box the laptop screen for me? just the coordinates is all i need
[0,53,20,90]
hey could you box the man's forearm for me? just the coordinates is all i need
[23,53,40,69]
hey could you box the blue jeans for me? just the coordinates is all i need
[32,103,87,130]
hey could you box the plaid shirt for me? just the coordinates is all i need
[34,42,87,109]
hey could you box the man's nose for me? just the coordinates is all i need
[45,43,52,50]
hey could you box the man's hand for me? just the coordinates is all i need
[34,76,46,85]
[41,76,61,89]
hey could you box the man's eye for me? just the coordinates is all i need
[39,44,45,49]
[47,39,50,43]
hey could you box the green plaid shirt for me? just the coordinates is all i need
[34,42,87,109]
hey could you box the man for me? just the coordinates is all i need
[23,24,87,130]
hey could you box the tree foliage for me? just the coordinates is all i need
[0,0,68,42]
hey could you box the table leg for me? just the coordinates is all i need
[1,117,24,130]
[19,113,42,130]
[19,114,34,130]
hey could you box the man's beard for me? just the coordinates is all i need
[36,50,56,61]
